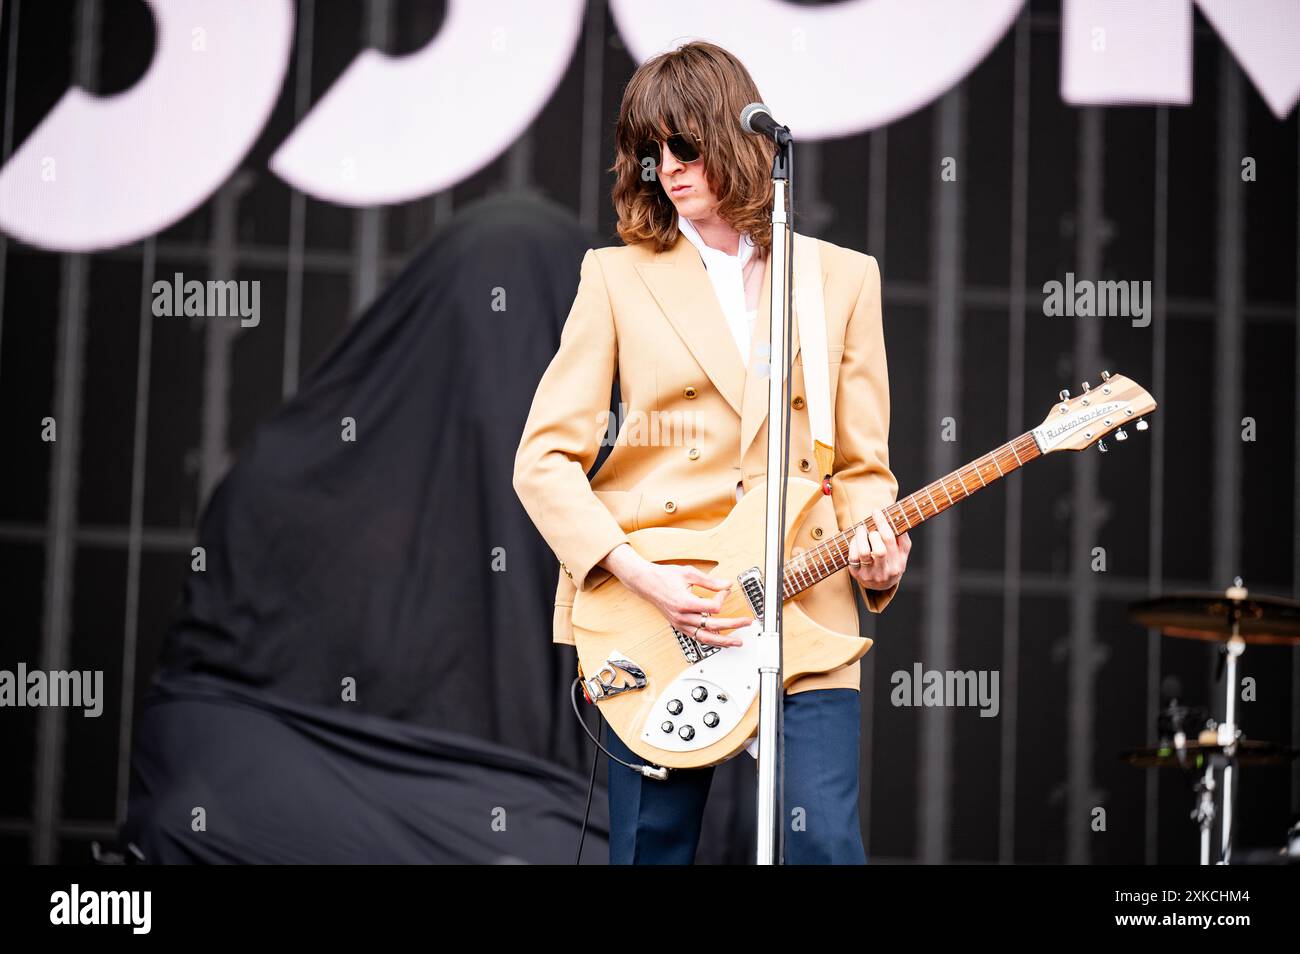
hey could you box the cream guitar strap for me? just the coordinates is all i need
[792,232,835,486]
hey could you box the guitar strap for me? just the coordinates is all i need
[792,232,835,488]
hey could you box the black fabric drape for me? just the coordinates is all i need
[123,193,612,863]
[124,672,605,864]
[153,192,597,756]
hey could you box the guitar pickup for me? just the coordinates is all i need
[672,569,764,663]
[673,627,721,664]
[737,567,765,618]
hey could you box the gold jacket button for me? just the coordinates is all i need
[798,458,811,472]
[811,526,824,539]
[688,447,700,460]
[684,386,697,399]
[791,395,805,410]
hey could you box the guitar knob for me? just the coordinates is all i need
[691,686,709,702]
[1059,389,1070,401]
[678,725,695,741]
[1115,428,1128,441]
[666,699,683,715]
[703,712,720,728]
[1135,418,1148,431]
[1081,381,1091,392]
[1097,439,1108,453]
[661,721,674,733]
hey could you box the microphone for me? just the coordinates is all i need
[740,103,791,146]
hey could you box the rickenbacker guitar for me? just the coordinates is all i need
[574,372,1157,769]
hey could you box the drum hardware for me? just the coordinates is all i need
[1127,579,1300,864]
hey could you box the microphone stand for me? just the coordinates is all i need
[755,127,794,866]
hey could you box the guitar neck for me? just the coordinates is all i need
[782,432,1042,600]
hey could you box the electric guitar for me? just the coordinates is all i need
[575,372,1157,769]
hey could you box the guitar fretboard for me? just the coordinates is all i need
[781,432,1042,600]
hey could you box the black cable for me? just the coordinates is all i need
[570,677,670,864]
[570,677,666,776]
[570,677,671,863]
[576,707,601,865]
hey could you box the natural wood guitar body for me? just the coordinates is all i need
[572,476,871,769]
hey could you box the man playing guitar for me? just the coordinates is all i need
[513,40,910,864]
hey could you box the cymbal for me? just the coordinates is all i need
[1122,739,1299,769]
[1129,590,1300,645]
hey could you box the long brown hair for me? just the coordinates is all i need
[610,41,776,254]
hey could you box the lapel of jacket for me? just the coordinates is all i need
[634,231,829,461]
[635,233,746,416]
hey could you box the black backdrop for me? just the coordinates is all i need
[1,0,1297,865]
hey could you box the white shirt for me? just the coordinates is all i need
[676,213,758,361]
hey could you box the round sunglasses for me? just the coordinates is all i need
[636,133,703,169]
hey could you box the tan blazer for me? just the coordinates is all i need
[513,230,898,693]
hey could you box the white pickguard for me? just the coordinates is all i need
[639,623,764,753]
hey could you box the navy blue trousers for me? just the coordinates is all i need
[605,687,867,864]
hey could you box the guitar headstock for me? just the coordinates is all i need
[1031,371,1157,454]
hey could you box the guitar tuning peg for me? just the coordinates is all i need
[1097,439,1108,453]
[1100,370,1111,382]
[1059,389,1070,401]
[1115,428,1128,441]
[1081,381,1091,392]
[1135,418,1148,431]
